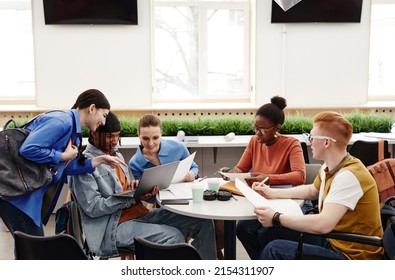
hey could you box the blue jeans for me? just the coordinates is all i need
[259,227,347,260]
[236,219,266,260]
[0,198,44,237]
[116,208,217,260]
[237,200,315,260]
[0,198,44,259]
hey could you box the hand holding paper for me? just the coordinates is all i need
[235,178,302,216]
[219,171,251,182]
[171,152,196,183]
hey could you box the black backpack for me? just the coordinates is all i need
[55,200,84,250]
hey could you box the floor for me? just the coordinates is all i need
[0,215,250,260]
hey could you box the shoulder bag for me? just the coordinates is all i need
[0,116,61,198]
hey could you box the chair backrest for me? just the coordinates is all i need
[14,231,88,260]
[348,140,391,166]
[300,141,310,164]
[305,164,321,184]
[134,236,202,260]
[383,222,395,260]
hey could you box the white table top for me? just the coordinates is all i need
[160,194,257,221]
[158,180,304,221]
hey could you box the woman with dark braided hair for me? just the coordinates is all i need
[0,89,125,252]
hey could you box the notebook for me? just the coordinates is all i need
[112,161,180,199]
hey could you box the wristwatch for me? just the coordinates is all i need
[272,212,283,227]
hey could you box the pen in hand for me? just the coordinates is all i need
[253,176,269,191]
[198,176,208,182]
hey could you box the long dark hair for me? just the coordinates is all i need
[72,89,111,165]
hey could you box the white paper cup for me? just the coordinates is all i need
[207,178,220,193]
[191,184,204,203]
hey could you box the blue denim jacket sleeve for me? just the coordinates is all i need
[69,144,134,219]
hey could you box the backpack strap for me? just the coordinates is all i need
[378,140,385,161]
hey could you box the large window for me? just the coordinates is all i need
[369,0,395,100]
[152,0,253,103]
[0,0,34,103]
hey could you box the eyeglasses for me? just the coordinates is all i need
[252,125,274,135]
[303,133,337,143]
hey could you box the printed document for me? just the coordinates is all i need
[171,152,196,183]
[235,178,303,216]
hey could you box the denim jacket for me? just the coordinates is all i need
[68,143,134,257]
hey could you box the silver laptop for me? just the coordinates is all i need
[113,161,180,199]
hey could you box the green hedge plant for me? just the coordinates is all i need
[8,111,393,137]
[106,111,393,137]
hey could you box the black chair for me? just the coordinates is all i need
[348,140,391,166]
[134,236,202,260]
[14,231,88,260]
[62,193,135,260]
[300,141,310,164]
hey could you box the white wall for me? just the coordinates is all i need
[32,0,372,110]
[255,0,371,107]
[32,0,152,109]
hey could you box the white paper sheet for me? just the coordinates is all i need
[235,178,303,216]
[219,171,251,182]
[159,182,193,200]
[171,152,196,183]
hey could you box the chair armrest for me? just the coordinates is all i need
[297,231,383,259]
[322,231,383,247]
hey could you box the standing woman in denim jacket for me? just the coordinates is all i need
[0,89,126,241]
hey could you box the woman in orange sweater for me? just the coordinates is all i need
[221,96,306,259]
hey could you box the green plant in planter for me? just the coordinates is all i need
[63,111,395,138]
[161,117,254,136]
[281,115,313,134]
[344,111,393,133]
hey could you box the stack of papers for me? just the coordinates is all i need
[159,182,192,200]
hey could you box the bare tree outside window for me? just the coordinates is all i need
[153,1,251,102]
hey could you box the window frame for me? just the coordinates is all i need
[0,0,35,104]
[151,0,255,104]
